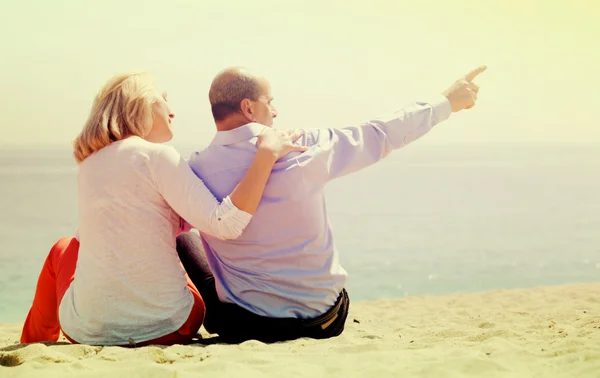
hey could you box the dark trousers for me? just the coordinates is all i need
[176,232,350,343]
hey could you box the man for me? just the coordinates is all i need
[177,65,486,343]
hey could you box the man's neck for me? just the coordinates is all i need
[215,116,251,132]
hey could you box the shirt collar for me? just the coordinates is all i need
[209,123,267,146]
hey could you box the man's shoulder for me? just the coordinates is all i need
[187,146,216,170]
[187,146,209,163]
[188,144,245,162]
[300,128,333,147]
[187,143,256,178]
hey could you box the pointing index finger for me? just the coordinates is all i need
[464,65,487,81]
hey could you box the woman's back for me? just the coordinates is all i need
[59,136,194,345]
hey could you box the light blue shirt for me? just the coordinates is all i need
[188,95,452,318]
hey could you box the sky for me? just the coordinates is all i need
[0,0,598,148]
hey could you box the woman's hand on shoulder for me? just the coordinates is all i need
[256,128,308,160]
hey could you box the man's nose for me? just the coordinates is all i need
[272,108,278,118]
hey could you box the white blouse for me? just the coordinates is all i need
[59,136,252,345]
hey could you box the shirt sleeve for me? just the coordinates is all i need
[307,95,452,181]
[150,145,252,240]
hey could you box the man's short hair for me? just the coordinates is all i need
[209,68,262,121]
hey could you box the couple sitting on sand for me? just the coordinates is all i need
[21,65,486,346]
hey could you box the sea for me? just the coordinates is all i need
[1,144,599,324]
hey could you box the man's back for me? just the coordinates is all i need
[189,123,347,318]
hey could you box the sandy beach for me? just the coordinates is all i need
[1,283,599,377]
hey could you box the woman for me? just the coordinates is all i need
[20,72,306,346]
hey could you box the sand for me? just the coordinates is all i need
[1,283,599,378]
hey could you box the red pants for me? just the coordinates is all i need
[20,237,206,346]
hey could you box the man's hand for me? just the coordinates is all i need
[443,65,487,112]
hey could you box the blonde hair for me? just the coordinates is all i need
[73,72,157,163]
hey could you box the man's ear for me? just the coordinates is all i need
[240,99,253,119]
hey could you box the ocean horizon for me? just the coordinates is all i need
[1,143,599,324]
